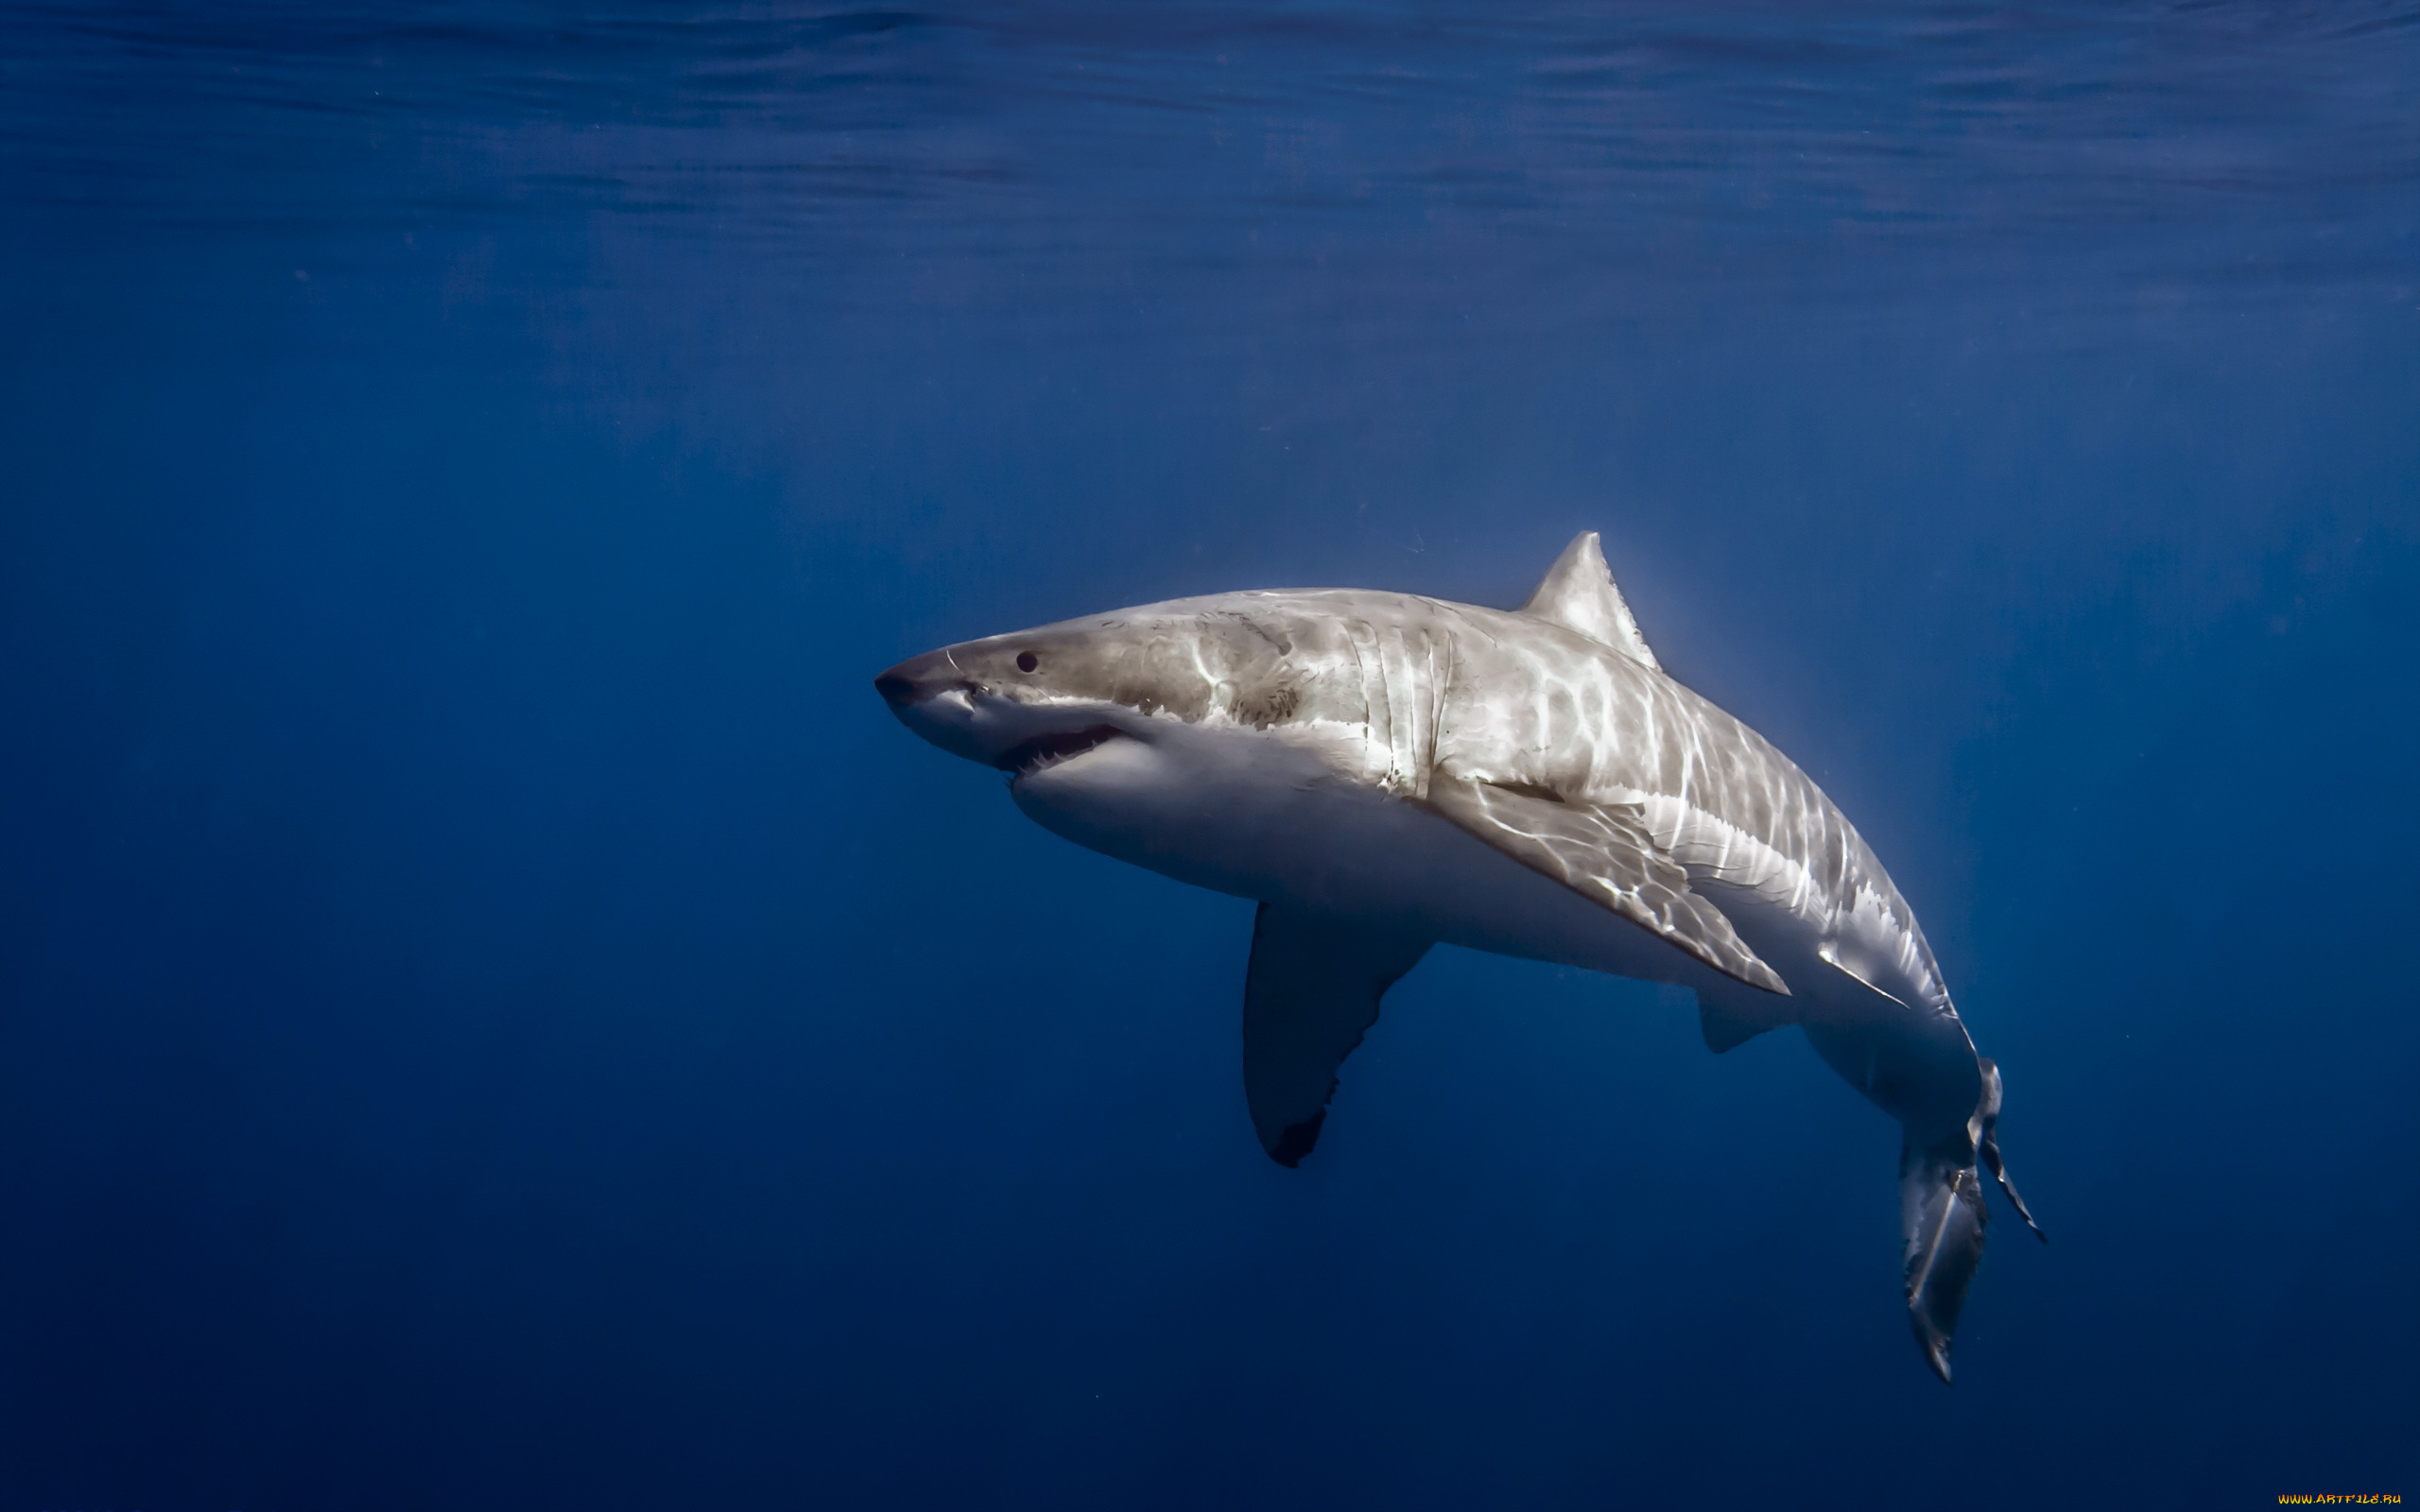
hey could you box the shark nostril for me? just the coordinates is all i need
[873,673,917,703]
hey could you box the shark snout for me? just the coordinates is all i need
[874,650,1011,766]
[873,650,973,710]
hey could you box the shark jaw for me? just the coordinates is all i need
[994,724,1129,781]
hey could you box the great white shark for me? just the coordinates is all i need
[874,532,2042,1380]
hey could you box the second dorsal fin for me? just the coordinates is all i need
[1521,531,1660,671]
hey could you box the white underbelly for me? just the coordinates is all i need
[1008,722,1752,990]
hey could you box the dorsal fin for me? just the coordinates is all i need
[1521,531,1660,671]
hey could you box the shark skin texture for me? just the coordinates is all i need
[874,532,2044,1381]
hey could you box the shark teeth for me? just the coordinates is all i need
[995,725,1125,779]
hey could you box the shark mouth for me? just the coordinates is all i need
[995,725,1126,779]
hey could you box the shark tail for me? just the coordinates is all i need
[1899,1056,2046,1383]
[1899,1129,1987,1383]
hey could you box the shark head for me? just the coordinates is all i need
[874,602,1307,782]
[873,599,1387,899]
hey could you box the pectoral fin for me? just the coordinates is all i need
[1423,780,1788,995]
[1242,904,1432,1167]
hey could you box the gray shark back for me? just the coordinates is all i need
[1055,582,1946,1013]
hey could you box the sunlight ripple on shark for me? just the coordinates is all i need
[874,532,2044,1380]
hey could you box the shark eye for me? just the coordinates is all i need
[1016,651,1038,673]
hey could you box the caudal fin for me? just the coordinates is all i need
[1900,1057,2046,1382]
[1900,1132,1988,1383]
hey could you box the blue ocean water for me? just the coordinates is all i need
[3,3,2415,1506]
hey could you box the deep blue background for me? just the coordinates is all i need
[3,4,2415,1507]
